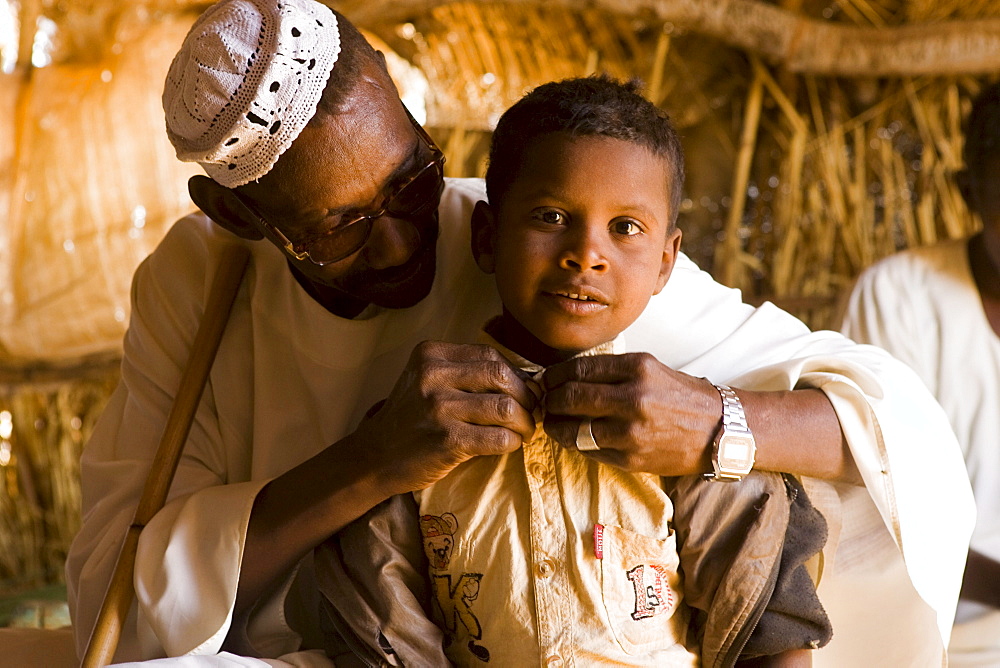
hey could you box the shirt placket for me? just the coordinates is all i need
[523,430,574,668]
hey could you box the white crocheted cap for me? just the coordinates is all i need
[163,0,341,187]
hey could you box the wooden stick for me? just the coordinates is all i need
[81,243,250,668]
[647,28,672,105]
[719,60,764,289]
[339,0,1000,77]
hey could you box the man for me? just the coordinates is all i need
[841,81,1000,667]
[66,0,974,665]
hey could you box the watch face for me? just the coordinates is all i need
[718,433,756,473]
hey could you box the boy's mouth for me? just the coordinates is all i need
[543,286,609,309]
[555,291,599,302]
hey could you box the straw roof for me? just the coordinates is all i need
[0,0,996,371]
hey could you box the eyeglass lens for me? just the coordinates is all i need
[386,161,443,216]
[303,159,444,264]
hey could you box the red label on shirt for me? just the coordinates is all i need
[594,523,604,559]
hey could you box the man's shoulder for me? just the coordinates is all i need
[135,211,252,305]
[147,211,249,269]
[443,176,486,202]
[157,210,237,251]
[649,251,744,309]
[437,178,486,237]
[124,211,261,359]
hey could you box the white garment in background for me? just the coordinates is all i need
[841,239,1000,666]
[66,178,974,667]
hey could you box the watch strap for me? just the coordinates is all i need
[717,384,751,436]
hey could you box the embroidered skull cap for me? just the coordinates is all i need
[162,0,341,187]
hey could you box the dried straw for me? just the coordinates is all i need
[0,371,118,593]
[731,72,983,329]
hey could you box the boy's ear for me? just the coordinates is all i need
[653,227,683,295]
[471,200,498,274]
[188,175,265,241]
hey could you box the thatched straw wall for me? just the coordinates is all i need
[0,0,996,596]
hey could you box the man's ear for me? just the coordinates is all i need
[653,226,683,294]
[188,175,264,241]
[471,200,498,274]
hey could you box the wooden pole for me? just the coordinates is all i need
[646,28,672,106]
[81,243,250,668]
[719,62,765,289]
[337,0,1000,77]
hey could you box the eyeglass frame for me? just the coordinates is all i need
[231,105,446,266]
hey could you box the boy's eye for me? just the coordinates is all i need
[611,219,643,236]
[532,209,566,226]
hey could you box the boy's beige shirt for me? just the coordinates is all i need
[414,331,698,667]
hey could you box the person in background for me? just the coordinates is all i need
[840,80,1000,667]
[65,0,974,665]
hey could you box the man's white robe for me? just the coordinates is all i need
[67,178,974,667]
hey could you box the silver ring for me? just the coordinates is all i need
[576,419,600,451]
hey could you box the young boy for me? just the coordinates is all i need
[317,76,831,667]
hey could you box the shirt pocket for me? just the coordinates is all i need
[597,523,688,655]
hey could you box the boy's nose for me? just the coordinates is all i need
[363,214,421,270]
[559,231,608,272]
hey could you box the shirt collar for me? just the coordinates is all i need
[477,316,622,376]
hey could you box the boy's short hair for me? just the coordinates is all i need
[485,75,685,226]
[964,80,1000,176]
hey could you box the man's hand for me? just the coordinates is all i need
[231,341,535,644]
[541,352,857,483]
[541,353,719,477]
[355,340,538,495]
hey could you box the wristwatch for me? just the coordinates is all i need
[705,383,756,482]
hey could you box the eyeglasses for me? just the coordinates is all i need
[235,107,445,266]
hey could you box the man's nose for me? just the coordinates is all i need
[559,228,608,272]
[363,214,421,270]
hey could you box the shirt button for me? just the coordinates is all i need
[545,655,564,667]
[528,462,547,479]
[536,559,556,578]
